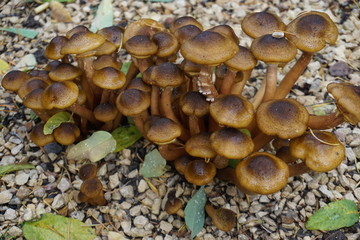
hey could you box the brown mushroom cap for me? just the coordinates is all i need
[1,70,30,92]
[93,55,122,70]
[185,132,216,159]
[143,116,181,145]
[23,88,46,110]
[165,198,183,215]
[48,63,82,82]
[97,26,123,48]
[250,34,297,64]
[66,25,89,39]
[116,88,150,116]
[289,131,345,172]
[184,159,216,186]
[181,31,238,66]
[127,77,152,93]
[205,203,236,232]
[80,177,103,198]
[241,11,286,39]
[45,36,68,60]
[93,67,126,90]
[123,18,165,43]
[30,123,54,147]
[79,164,97,180]
[207,25,239,44]
[173,24,202,44]
[53,122,80,145]
[173,155,192,175]
[152,31,179,58]
[94,103,118,122]
[18,77,50,99]
[210,127,254,159]
[286,11,338,52]
[235,152,289,194]
[209,94,254,128]
[61,31,106,55]
[327,82,360,124]
[180,91,209,117]
[42,81,79,110]
[170,16,203,33]
[225,46,257,71]
[124,35,158,59]
[142,62,185,88]
[256,99,309,139]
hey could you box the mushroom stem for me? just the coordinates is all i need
[134,57,153,73]
[308,112,345,129]
[216,167,252,194]
[274,52,313,99]
[230,69,253,95]
[188,115,201,136]
[133,111,149,135]
[151,86,160,115]
[220,69,236,94]
[262,63,278,102]
[158,143,186,161]
[252,133,274,152]
[198,66,219,101]
[288,162,311,177]
[67,104,100,125]
[252,79,266,109]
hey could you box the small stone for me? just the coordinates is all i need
[134,215,149,228]
[138,179,148,193]
[43,142,63,154]
[52,194,65,209]
[7,226,22,237]
[34,188,45,198]
[57,177,71,192]
[319,185,334,200]
[121,220,132,234]
[11,143,23,155]
[344,192,356,201]
[108,231,127,240]
[109,173,120,189]
[23,208,34,221]
[120,185,134,198]
[329,61,350,76]
[0,190,13,204]
[259,195,270,203]
[159,221,173,233]
[305,192,316,206]
[16,186,31,200]
[130,205,142,216]
[5,208,17,220]
[354,188,360,201]
[151,198,161,215]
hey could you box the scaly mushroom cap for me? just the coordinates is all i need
[42,81,79,110]
[250,33,297,64]
[225,46,257,71]
[286,11,338,52]
[173,155,192,175]
[18,77,50,99]
[97,26,123,48]
[45,36,68,60]
[179,59,202,76]
[165,198,183,215]
[256,99,309,139]
[235,152,289,194]
[94,103,118,122]
[143,116,182,145]
[61,31,106,55]
[241,11,286,39]
[173,25,202,44]
[30,123,55,147]
[209,94,254,128]
[180,91,209,117]
[290,131,345,172]
[210,127,254,159]
[93,67,126,90]
[181,31,238,66]
[93,55,122,70]
[207,25,239,44]
[125,35,158,59]
[184,159,216,186]
[123,18,165,43]
[170,16,203,33]
[142,62,185,88]
[1,70,30,92]
[152,31,179,58]
[327,82,360,124]
[127,78,152,93]
[205,204,236,232]
[48,63,83,82]
[53,122,80,145]
[23,88,45,110]
[79,164,97,180]
[185,132,216,159]
[44,60,62,71]
[116,89,150,116]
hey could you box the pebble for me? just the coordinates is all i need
[133,215,149,228]
[57,177,72,192]
[33,188,45,198]
[8,226,22,237]
[51,194,65,209]
[11,143,23,155]
[0,190,13,204]
[16,186,31,200]
[109,173,120,189]
[23,208,34,221]
[159,220,173,233]
[5,208,17,220]
[305,192,316,206]
[319,185,334,200]
[130,205,142,216]
[152,198,162,215]
[120,185,134,198]
[138,179,148,193]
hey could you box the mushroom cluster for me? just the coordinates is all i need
[2,11,359,196]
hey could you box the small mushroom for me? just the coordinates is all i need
[184,159,216,186]
[205,203,236,232]
[165,197,184,217]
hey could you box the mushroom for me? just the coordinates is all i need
[78,177,107,206]
[143,116,182,145]
[29,123,55,147]
[79,164,97,181]
[205,203,236,232]
[53,122,81,145]
[1,70,30,92]
[184,159,216,186]
[165,197,184,217]
[185,132,216,159]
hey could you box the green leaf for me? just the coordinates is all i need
[43,112,74,135]
[228,159,241,168]
[16,54,37,70]
[0,164,35,176]
[185,186,207,238]
[0,28,39,39]
[111,125,142,152]
[67,131,116,162]
[23,213,96,240]
[0,59,10,75]
[306,199,359,231]
[141,149,166,178]
[121,62,132,75]
[90,0,113,32]
[239,129,251,137]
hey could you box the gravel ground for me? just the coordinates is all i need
[0,0,360,239]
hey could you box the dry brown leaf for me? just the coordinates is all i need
[50,0,72,23]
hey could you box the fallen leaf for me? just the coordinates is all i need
[228,159,241,168]
[0,164,35,176]
[185,186,207,238]
[111,125,142,152]
[121,62,132,75]
[15,54,37,70]
[0,59,10,75]
[306,199,359,231]
[67,131,116,162]
[90,0,113,32]
[23,213,96,240]
[141,149,166,178]
[50,0,72,22]
[43,112,74,135]
[0,28,39,39]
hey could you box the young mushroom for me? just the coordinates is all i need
[205,203,237,232]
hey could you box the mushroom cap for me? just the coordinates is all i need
[185,132,217,159]
[42,81,79,110]
[327,82,360,124]
[144,116,181,144]
[225,46,257,71]
[18,77,50,99]
[207,25,239,44]
[116,89,150,116]
[241,11,286,39]
[45,36,68,60]
[123,18,165,43]
[165,198,183,215]
[179,59,202,76]
[97,26,123,48]
[93,67,126,90]
[286,11,338,52]
[44,60,62,71]
[184,159,216,186]
[93,55,122,70]
[79,164,97,180]
[209,94,254,128]
[94,103,118,122]
[1,70,30,92]
[30,123,54,147]
[235,152,289,194]
[173,24,202,44]
[210,127,254,159]
[66,25,89,39]
[152,31,179,58]
[48,63,82,82]
[173,155,192,175]
[142,62,185,88]
[124,35,158,59]
[290,131,345,172]
[256,99,309,139]
[61,31,106,55]
[205,204,236,232]
[127,77,152,93]
[170,16,203,33]
[53,122,80,145]
[180,91,209,117]
[181,31,238,66]
[250,34,297,64]
[80,178,103,198]
[23,88,46,110]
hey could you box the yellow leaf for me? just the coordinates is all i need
[0,59,10,76]
[50,0,72,23]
